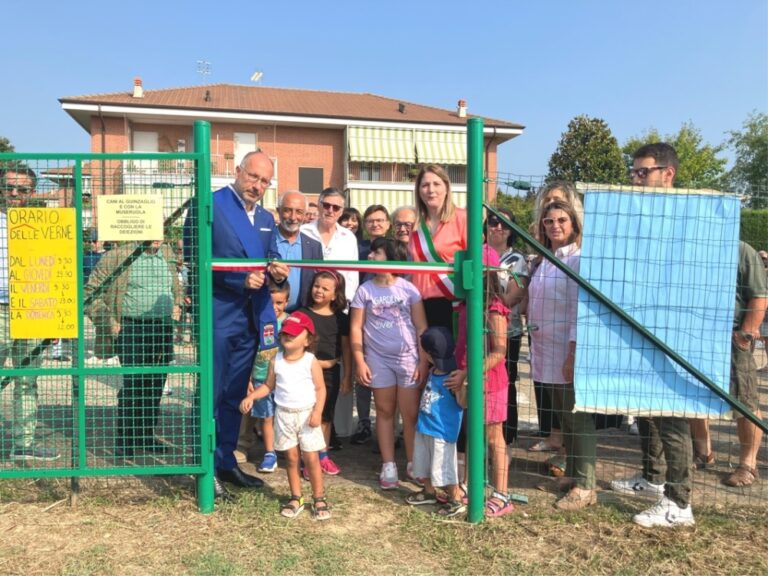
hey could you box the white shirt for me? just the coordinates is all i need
[300,220,359,304]
[274,351,317,410]
[528,242,580,384]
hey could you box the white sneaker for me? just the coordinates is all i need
[610,473,664,496]
[380,462,399,490]
[633,496,695,528]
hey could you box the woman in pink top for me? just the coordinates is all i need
[525,199,597,510]
[409,165,467,332]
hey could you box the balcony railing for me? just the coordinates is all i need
[347,162,466,184]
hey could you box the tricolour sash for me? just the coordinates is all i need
[412,220,457,301]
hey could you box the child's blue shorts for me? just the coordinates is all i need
[251,391,276,419]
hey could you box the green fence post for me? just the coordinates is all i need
[193,120,215,513]
[465,117,485,523]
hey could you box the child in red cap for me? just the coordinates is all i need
[240,310,331,520]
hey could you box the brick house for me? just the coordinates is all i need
[59,79,523,212]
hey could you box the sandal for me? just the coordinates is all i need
[459,483,468,505]
[485,492,514,518]
[435,500,466,518]
[693,452,715,470]
[280,495,305,519]
[405,489,438,506]
[548,454,566,478]
[311,496,332,521]
[723,465,759,487]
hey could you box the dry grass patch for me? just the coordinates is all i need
[1,476,766,575]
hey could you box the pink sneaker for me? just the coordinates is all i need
[379,462,400,490]
[320,456,340,476]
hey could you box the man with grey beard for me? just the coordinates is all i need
[276,190,323,311]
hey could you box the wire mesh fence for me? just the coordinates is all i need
[0,153,208,493]
[482,170,768,512]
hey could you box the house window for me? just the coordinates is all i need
[299,167,324,195]
[358,162,381,181]
[446,165,467,184]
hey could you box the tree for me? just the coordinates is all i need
[623,122,727,189]
[0,136,14,153]
[725,112,768,208]
[547,115,626,184]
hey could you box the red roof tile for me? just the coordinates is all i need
[60,83,523,130]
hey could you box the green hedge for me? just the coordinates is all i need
[741,209,768,252]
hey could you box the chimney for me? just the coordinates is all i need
[133,77,144,98]
[457,99,467,118]
[398,102,406,114]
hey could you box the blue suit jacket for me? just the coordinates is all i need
[208,185,279,349]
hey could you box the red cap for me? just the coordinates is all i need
[280,311,315,337]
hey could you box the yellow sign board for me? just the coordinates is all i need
[8,208,78,339]
[97,194,164,241]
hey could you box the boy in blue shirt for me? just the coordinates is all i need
[405,326,467,517]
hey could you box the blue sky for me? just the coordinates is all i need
[2,0,766,177]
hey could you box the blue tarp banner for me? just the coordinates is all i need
[574,188,740,417]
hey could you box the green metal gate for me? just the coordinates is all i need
[0,121,215,512]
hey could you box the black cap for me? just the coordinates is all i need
[420,326,458,372]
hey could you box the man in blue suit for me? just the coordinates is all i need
[275,190,323,312]
[188,151,288,499]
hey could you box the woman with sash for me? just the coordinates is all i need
[409,165,467,333]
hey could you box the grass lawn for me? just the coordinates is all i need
[0,474,765,576]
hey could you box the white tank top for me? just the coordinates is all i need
[274,351,317,410]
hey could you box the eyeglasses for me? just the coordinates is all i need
[242,171,272,187]
[629,166,667,179]
[543,216,570,227]
[487,216,505,228]
[394,221,414,230]
[365,218,387,225]
[321,201,343,213]
[1,185,32,194]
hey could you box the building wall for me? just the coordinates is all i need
[85,115,500,208]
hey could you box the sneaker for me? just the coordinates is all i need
[350,419,372,445]
[379,462,400,490]
[406,461,425,487]
[258,451,278,473]
[10,446,61,462]
[301,465,310,481]
[328,431,343,451]
[320,456,340,476]
[610,473,664,496]
[632,496,695,528]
